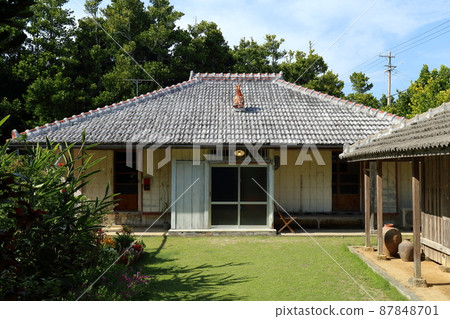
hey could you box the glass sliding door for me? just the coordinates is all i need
[240,167,267,225]
[211,167,238,225]
[211,166,268,227]
[211,167,238,202]
[211,204,238,225]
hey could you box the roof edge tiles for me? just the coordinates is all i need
[340,102,450,160]
[273,78,405,125]
[11,78,199,140]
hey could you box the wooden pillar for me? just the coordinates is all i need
[395,160,399,213]
[376,160,386,258]
[369,162,376,232]
[364,161,372,250]
[409,157,427,287]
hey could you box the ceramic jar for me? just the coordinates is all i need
[398,239,414,262]
[382,224,402,257]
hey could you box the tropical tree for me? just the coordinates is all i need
[280,45,344,97]
[96,0,182,102]
[349,71,373,94]
[0,0,36,140]
[171,20,233,78]
[144,0,184,63]
[232,37,269,73]
[346,71,379,108]
[384,64,450,118]
[12,0,79,125]
[408,65,450,116]
[232,35,286,73]
[0,0,35,52]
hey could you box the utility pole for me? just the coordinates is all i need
[379,51,396,106]
[123,79,153,96]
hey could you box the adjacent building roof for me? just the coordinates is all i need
[11,72,404,146]
[341,102,450,161]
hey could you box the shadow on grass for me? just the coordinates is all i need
[136,235,252,301]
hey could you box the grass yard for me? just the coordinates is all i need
[134,236,407,301]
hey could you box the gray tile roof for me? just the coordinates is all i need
[11,72,404,146]
[341,102,450,161]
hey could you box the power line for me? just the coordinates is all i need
[392,70,411,82]
[292,0,377,85]
[391,89,407,97]
[395,27,450,55]
[341,55,385,78]
[389,19,450,52]
[359,59,385,74]
[341,19,450,77]
[340,54,381,77]
[366,68,385,78]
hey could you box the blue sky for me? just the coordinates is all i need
[66,0,450,99]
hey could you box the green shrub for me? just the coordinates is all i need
[114,232,136,253]
[68,265,152,301]
[0,123,117,300]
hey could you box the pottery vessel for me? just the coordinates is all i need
[398,239,414,262]
[382,224,402,257]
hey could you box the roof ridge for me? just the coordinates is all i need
[191,71,283,81]
[408,101,450,124]
[272,78,405,125]
[11,78,200,140]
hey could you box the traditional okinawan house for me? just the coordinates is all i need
[10,72,406,235]
[341,102,450,286]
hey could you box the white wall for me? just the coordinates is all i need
[397,161,412,210]
[273,149,332,212]
[81,149,114,203]
[141,149,171,212]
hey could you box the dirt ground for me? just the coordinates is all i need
[354,247,450,301]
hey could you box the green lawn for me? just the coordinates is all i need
[135,236,407,301]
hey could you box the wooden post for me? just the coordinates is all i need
[376,160,386,259]
[369,162,376,232]
[364,161,372,250]
[409,157,427,287]
[395,160,399,213]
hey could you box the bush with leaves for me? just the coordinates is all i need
[69,230,149,300]
[68,266,152,301]
[0,117,117,300]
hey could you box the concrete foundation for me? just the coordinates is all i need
[408,277,428,288]
[168,229,277,237]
